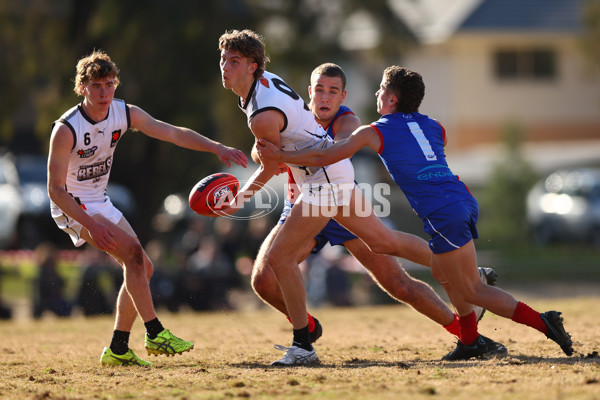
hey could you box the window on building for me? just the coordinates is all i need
[494,48,557,81]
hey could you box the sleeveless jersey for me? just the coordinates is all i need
[286,104,356,203]
[239,71,354,199]
[324,104,355,139]
[52,99,130,205]
[371,112,473,218]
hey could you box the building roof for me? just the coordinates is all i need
[461,0,585,32]
[390,0,585,44]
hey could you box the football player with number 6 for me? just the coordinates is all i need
[47,50,247,367]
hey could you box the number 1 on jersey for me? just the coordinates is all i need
[407,122,437,161]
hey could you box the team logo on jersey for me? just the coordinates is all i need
[77,156,112,181]
[259,77,270,88]
[76,146,98,158]
[110,129,122,147]
[73,196,87,210]
[417,164,453,181]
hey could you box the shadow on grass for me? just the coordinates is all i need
[227,360,411,369]
[227,351,599,370]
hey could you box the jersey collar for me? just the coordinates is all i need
[239,78,258,111]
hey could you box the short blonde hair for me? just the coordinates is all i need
[73,50,120,96]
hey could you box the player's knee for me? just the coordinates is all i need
[121,240,145,273]
[399,276,419,298]
[145,259,154,281]
[264,249,287,272]
[251,267,273,297]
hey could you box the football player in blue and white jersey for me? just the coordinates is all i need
[258,66,574,360]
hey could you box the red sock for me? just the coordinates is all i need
[307,313,315,332]
[287,313,316,333]
[443,314,460,337]
[511,301,547,334]
[458,311,479,345]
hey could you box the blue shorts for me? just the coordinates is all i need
[278,200,357,254]
[423,198,479,254]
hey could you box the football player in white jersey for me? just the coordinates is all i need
[47,50,248,366]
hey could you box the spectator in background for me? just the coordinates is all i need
[32,242,72,319]
[76,245,116,316]
[145,239,179,313]
[184,236,237,310]
[0,267,13,320]
[213,217,243,266]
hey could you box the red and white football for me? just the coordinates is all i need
[189,172,239,216]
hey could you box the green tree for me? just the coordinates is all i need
[580,0,600,71]
[478,123,539,247]
[0,0,414,243]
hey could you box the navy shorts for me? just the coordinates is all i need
[423,198,479,254]
[278,200,357,254]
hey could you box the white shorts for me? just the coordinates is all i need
[51,199,123,247]
[290,158,355,207]
[300,182,356,207]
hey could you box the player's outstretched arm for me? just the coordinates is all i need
[128,105,248,168]
[217,111,283,216]
[257,125,380,167]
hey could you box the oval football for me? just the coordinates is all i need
[189,173,239,216]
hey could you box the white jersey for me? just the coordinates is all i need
[51,99,130,206]
[239,71,354,204]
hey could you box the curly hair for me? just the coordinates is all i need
[218,29,270,79]
[73,50,120,96]
[383,66,425,113]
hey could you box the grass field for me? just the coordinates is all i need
[1,294,599,400]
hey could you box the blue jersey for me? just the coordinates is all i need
[371,112,473,219]
[325,105,354,140]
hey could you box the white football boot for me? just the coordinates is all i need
[271,344,320,366]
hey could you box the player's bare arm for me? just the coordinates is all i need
[241,110,283,185]
[128,105,248,168]
[257,125,380,167]
[331,113,361,141]
[219,110,283,215]
[251,140,287,175]
[47,123,116,251]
